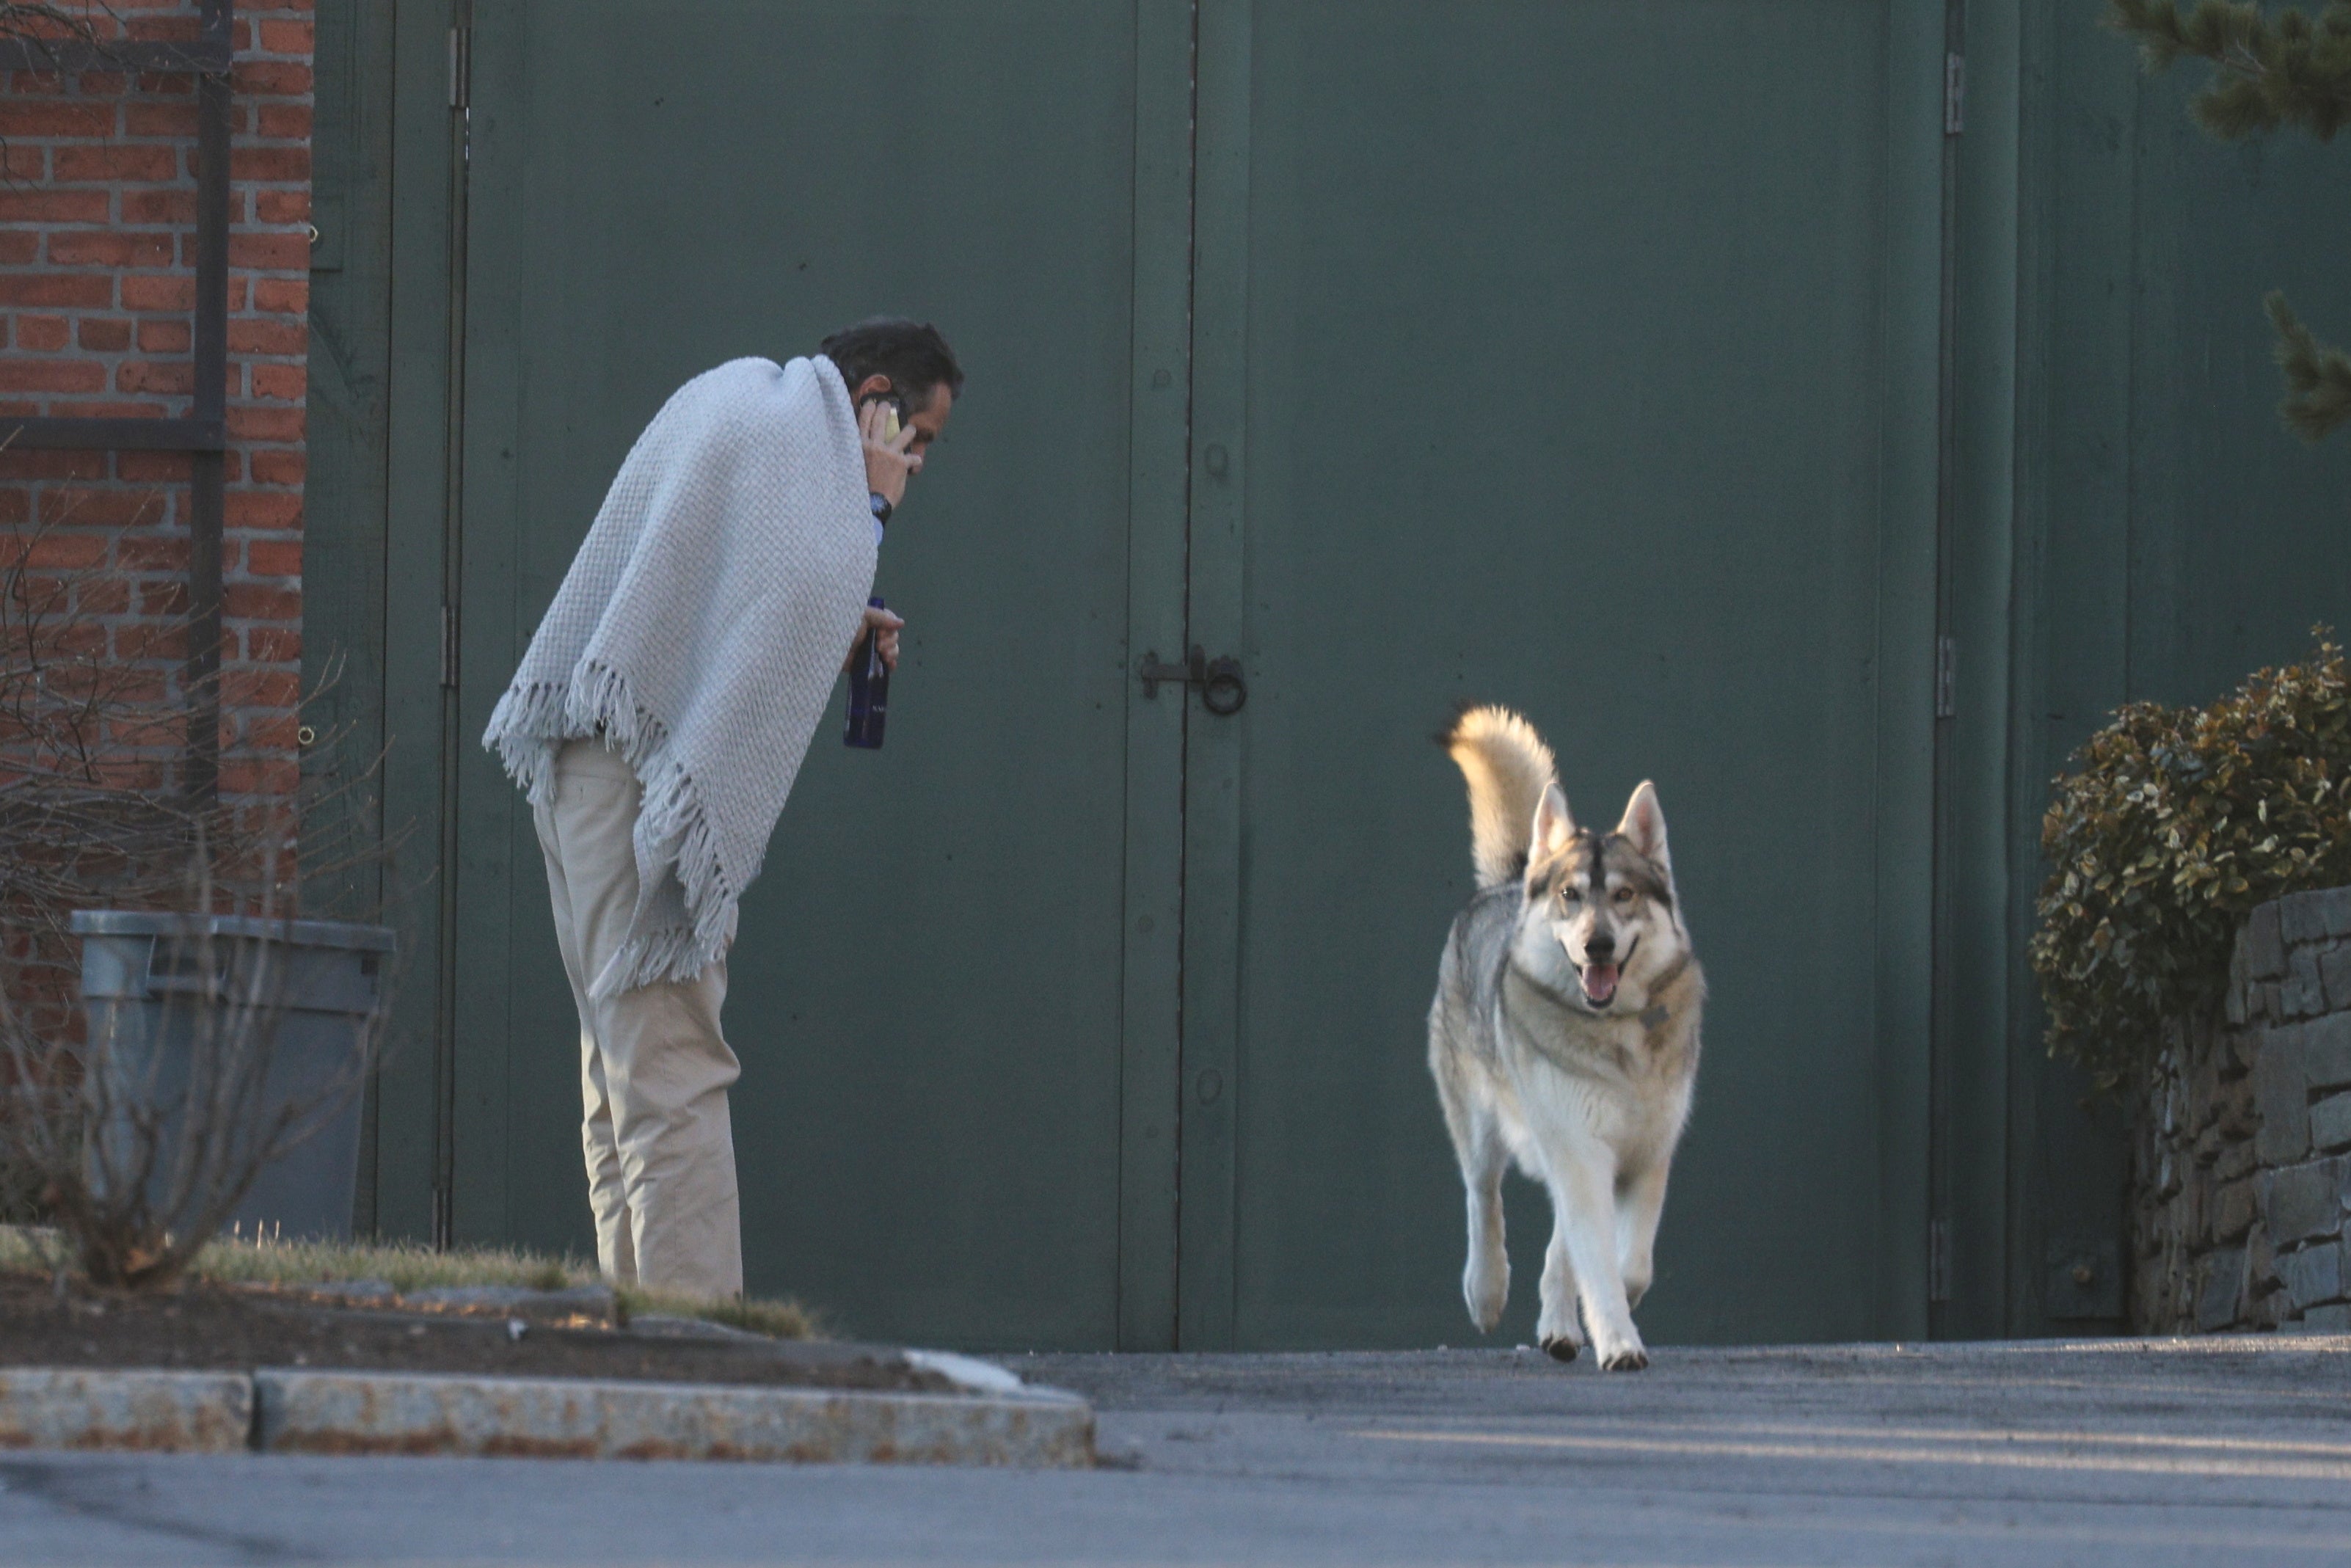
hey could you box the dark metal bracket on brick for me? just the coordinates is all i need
[0,1,235,801]
[0,37,233,74]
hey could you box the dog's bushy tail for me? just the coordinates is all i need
[1437,704,1557,890]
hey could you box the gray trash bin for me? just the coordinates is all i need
[70,911,394,1242]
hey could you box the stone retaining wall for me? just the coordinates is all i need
[2131,886,2351,1335]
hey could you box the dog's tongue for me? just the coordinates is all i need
[1581,963,1620,1006]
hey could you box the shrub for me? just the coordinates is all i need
[0,511,395,1291]
[2033,635,2351,1089]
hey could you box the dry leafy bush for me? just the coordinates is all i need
[2033,635,2351,1088]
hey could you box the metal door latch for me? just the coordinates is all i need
[1139,646,1247,715]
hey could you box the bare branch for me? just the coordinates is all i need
[0,503,408,1287]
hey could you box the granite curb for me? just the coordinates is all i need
[0,1368,252,1453]
[0,1360,1093,1467]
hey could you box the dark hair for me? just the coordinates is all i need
[818,317,965,411]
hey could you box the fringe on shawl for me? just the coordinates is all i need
[482,659,742,999]
[482,680,573,806]
[570,660,740,997]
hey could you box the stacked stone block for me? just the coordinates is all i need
[2130,886,2351,1334]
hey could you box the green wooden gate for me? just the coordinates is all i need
[1189,1,1941,1350]
[448,0,1182,1351]
[336,0,1950,1350]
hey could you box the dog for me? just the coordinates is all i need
[1427,705,1703,1371]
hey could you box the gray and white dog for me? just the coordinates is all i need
[1428,705,1704,1371]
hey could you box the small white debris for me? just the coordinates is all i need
[904,1350,1024,1396]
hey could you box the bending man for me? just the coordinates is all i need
[481,318,962,1297]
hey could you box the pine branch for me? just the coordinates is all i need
[2106,0,2351,139]
[2265,291,2351,438]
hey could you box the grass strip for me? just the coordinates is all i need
[0,1226,817,1339]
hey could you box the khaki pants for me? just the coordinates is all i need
[533,737,743,1298]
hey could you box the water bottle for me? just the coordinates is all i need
[844,596,888,749]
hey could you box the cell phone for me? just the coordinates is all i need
[861,391,905,442]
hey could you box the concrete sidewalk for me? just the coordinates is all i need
[5,1337,2350,1564]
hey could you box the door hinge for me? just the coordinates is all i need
[440,603,459,690]
[1944,52,1966,135]
[448,23,471,111]
[1934,635,1956,719]
[1928,1218,1953,1302]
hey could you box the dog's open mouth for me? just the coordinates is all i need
[1578,963,1620,1008]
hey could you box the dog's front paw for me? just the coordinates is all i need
[1534,1298,1582,1361]
[1462,1256,1509,1332]
[1597,1341,1650,1372]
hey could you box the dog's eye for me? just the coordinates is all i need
[1611,886,1636,905]
[1559,889,1581,905]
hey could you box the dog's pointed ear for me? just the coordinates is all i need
[1616,781,1672,876]
[1530,783,1577,865]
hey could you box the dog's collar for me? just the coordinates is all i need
[1641,950,1694,999]
[1633,952,1696,1031]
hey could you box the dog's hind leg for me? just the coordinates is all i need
[1433,1043,1510,1332]
[1460,1130,1509,1332]
[1616,1159,1672,1310]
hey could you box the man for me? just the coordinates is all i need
[481,318,962,1297]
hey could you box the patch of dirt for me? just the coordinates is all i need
[0,1274,954,1393]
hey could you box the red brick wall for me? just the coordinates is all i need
[0,1,313,806]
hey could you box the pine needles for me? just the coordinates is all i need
[2107,0,2351,438]
[2265,290,2351,438]
[2108,0,2351,139]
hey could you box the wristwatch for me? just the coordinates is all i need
[868,492,894,526]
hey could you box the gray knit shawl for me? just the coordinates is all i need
[481,355,875,997]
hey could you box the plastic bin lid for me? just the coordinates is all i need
[68,910,396,952]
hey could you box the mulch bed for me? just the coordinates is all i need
[0,1273,952,1393]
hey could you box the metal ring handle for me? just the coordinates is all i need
[1200,657,1247,716]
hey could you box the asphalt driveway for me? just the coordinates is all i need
[6,1337,2350,1565]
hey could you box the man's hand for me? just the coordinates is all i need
[860,398,922,508]
[845,604,905,674]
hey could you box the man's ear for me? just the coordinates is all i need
[852,373,895,407]
[1530,783,1577,864]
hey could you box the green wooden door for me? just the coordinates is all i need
[451,1,1196,1349]
[448,0,1939,1351]
[1174,0,1943,1348]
